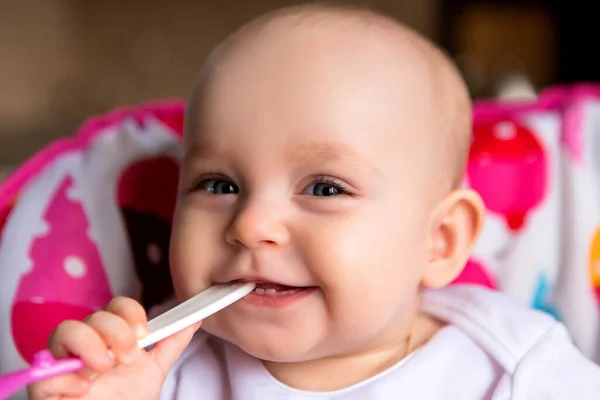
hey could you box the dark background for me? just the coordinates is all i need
[441,0,597,94]
[0,0,595,169]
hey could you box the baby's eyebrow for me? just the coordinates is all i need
[182,139,381,175]
[182,140,222,162]
[294,140,381,175]
[298,141,351,161]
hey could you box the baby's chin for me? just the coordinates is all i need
[237,339,319,363]
[204,322,322,363]
[237,343,314,364]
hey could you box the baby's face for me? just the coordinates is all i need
[170,28,443,362]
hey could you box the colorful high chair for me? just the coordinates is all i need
[1,84,600,398]
[0,101,185,392]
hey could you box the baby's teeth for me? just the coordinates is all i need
[253,286,299,296]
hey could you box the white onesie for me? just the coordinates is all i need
[160,285,600,399]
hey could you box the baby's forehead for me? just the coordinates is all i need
[185,6,470,189]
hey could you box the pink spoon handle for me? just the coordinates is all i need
[0,350,84,400]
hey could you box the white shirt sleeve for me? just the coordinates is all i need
[512,324,600,400]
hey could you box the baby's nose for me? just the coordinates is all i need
[225,204,290,249]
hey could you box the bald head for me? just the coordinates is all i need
[187,3,471,192]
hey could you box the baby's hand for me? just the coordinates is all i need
[27,297,201,400]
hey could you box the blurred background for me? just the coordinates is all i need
[0,0,595,175]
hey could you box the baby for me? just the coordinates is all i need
[28,3,600,399]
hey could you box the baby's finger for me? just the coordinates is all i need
[84,310,140,365]
[105,296,148,338]
[48,320,115,373]
[27,373,91,399]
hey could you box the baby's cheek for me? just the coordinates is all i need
[311,221,424,328]
[325,283,413,347]
[303,210,407,282]
[170,213,220,295]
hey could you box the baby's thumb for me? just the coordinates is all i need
[148,322,202,375]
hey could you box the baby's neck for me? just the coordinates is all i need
[262,313,445,392]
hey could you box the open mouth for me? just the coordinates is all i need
[233,280,312,297]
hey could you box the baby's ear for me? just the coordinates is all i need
[422,189,485,289]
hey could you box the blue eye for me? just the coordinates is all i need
[305,183,341,196]
[197,178,239,195]
[303,177,347,197]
